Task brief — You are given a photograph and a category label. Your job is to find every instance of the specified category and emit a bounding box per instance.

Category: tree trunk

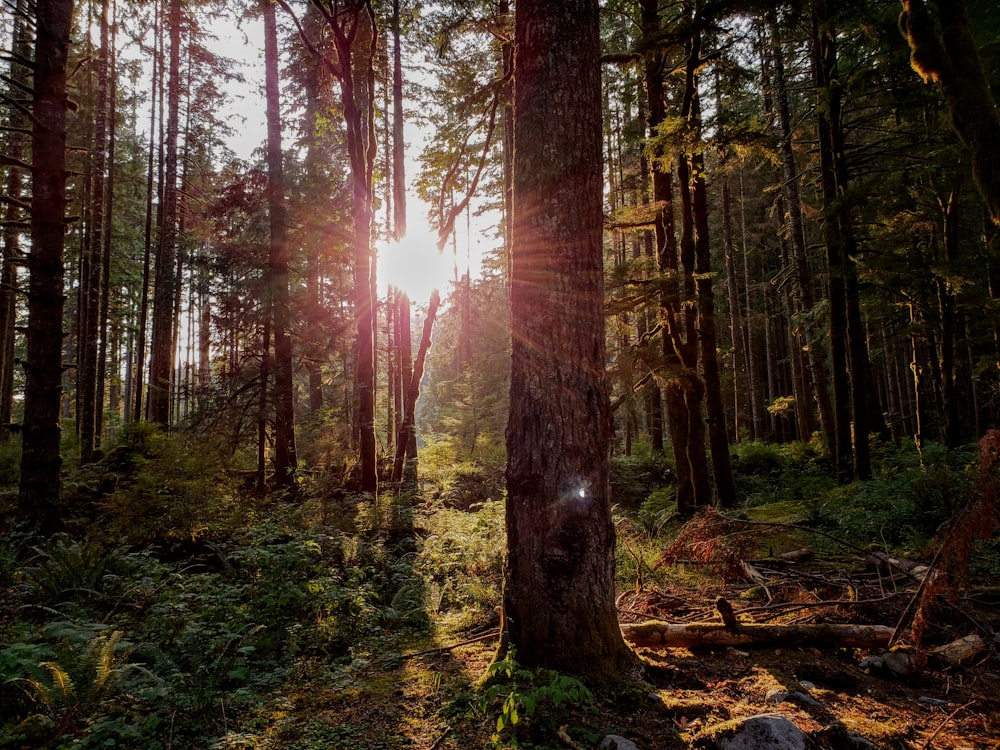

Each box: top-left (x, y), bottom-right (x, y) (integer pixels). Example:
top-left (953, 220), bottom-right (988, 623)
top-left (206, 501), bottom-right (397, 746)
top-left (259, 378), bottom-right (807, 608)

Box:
top-left (133, 0), bottom-right (160, 422)
top-left (769, 10), bottom-right (835, 453)
top-left (264, 1), bottom-right (298, 490)
top-left (0, 0), bottom-right (29, 441)
top-left (687, 54), bottom-right (733, 504)
top-left (391, 0), bottom-right (406, 239)
top-left (502, 0), bottom-right (632, 676)
top-left (95, 6), bottom-right (118, 445)
top-left (812, 2), bottom-right (854, 482)
top-left (20, 0), bottom-right (74, 530)
top-left (148, 0), bottom-right (181, 426)
top-left (392, 291), bottom-right (440, 484)
top-left (900, 0), bottom-right (1000, 225)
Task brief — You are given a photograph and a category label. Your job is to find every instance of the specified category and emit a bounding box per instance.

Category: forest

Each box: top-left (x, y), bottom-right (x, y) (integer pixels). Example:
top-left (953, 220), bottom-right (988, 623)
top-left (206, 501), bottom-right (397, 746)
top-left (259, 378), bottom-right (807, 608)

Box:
top-left (1, 0), bottom-right (999, 747)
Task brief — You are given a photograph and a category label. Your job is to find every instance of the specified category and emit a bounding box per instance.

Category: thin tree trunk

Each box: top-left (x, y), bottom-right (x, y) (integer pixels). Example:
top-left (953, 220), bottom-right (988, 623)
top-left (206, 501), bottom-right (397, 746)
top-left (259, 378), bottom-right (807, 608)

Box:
top-left (0, 0), bottom-right (29, 441)
top-left (769, 9), bottom-right (835, 454)
top-left (812, 2), bottom-right (853, 481)
top-left (392, 292), bottom-right (440, 484)
top-left (148, 0), bottom-right (181, 426)
top-left (133, 0), bottom-right (160, 422)
top-left (96, 0), bottom-right (118, 447)
top-left (264, 0), bottom-right (298, 489)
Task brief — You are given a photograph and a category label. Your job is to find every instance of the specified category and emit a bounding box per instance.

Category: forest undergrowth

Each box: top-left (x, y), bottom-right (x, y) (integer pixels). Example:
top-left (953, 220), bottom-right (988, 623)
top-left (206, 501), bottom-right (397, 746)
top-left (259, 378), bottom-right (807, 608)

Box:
top-left (1, 429), bottom-right (998, 749)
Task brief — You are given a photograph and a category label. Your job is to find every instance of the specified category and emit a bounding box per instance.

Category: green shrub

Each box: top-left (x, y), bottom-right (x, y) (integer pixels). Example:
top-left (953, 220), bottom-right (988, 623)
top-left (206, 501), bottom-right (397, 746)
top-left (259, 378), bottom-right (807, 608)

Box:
top-left (610, 451), bottom-right (674, 509)
top-left (481, 649), bottom-right (595, 749)
top-left (417, 499), bottom-right (504, 617)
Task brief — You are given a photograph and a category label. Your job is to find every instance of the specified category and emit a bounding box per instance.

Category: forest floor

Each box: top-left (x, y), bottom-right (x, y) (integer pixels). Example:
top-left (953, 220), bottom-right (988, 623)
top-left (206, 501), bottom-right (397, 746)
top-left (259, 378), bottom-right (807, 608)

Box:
top-left (246, 585), bottom-right (1000, 750)
top-left (234, 505), bottom-right (1000, 750)
top-left (3, 438), bottom-right (1000, 749)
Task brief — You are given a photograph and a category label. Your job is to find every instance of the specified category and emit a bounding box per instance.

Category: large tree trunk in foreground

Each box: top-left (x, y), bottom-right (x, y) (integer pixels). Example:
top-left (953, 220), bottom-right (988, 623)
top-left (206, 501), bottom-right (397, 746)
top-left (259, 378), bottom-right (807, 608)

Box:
top-left (621, 622), bottom-right (894, 650)
top-left (502, 0), bottom-right (632, 677)
top-left (20, 0), bottom-right (74, 530)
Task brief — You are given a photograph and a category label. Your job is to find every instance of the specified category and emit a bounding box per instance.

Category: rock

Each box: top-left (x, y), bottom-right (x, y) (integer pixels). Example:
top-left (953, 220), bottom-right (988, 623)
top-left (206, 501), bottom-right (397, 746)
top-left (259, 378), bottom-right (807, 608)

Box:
top-left (765, 688), bottom-right (789, 704)
top-left (692, 713), bottom-right (807, 750)
top-left (786, 691), bottom-right (823, 709)
top-left (859, 650), bottom-right (915, 678)
top-left (813, 722), bottom-right (878, 750)
top-left (917, 696), bottom-right (948, 707)
top-left (601, 735), bottom-right (642, 750)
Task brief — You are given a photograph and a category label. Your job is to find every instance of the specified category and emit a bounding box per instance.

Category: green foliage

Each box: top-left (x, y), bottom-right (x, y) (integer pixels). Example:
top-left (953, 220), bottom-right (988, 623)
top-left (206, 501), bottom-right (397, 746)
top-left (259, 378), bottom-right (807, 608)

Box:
top-left (0, 437), bottom-right (20, 487)
top-left (811, 441), bottom-right (977, 550)
top-left (637, 486), bottom-right (677, 538)
top-left (0, 625), bottom-right (159, 749)
top-left (99, 430), bottom-right (231, 543)
top-left (731, 440), bottom-right (835, 508)
top-left (416, 499), bottom-right (504, 620)
top-left (609, 450), bottom-right (674, 510)
top-left (23, 534), bottom-right (121, 605)
top-left (481, 649), bottom-right (594, 749)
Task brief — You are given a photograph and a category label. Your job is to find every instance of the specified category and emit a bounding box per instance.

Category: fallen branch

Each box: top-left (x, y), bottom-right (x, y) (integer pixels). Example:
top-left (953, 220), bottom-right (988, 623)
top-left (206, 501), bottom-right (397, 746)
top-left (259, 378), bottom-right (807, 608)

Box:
top-left (621, 621), bottom-right (894, 650)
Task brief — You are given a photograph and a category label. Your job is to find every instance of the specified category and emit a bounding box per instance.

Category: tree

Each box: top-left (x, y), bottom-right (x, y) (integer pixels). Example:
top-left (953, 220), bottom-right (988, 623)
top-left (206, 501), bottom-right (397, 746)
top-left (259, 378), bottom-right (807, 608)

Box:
top-left (502, 0), bottom-right (632, 676)
top-left (263, 0), bottom-right (298, 489)
top-left (147, 0), bottom-right (182, 425)
top-left (19, 0), bottom-right (74, 529)
top-left (899, 0), bottom-right (1000, 225)
top-left (281, 0), bottom-right (380, 493)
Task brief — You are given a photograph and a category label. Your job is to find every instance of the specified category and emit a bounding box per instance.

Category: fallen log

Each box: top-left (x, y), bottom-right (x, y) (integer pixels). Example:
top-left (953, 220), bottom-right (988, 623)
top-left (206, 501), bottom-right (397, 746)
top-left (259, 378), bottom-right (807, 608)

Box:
top-left (621, 621), bottom-right (894, 650)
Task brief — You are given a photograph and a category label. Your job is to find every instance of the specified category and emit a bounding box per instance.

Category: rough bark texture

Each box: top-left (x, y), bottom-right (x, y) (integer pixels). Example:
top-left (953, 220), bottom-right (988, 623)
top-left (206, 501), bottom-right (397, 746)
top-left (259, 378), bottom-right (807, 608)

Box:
top-left (392, 292), bottom-right (439, 484)
top-left (20, 0), bottom-right (73, 529)
top-left (0, 0), bottom-right (29, 441)
top-left (80, 0), bottom-right (112, 462)
top-left (502, 0), bottom-right (631, 676)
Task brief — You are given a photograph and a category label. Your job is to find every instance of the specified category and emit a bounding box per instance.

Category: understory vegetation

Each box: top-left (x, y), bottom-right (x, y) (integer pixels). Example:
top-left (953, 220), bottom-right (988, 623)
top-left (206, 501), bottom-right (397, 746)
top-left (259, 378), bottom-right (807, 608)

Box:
top-left (1, 429), bottom-right (997, 749)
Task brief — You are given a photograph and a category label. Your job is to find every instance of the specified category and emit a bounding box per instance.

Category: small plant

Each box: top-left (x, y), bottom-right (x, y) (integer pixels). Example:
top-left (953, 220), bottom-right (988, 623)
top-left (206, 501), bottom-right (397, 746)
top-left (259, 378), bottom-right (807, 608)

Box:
top-left (0, 627), bottom-right (158, 748)
top-left (481, 649), bottom-right (594, 748)
top-left (24, 534), bottom-right (120, 603)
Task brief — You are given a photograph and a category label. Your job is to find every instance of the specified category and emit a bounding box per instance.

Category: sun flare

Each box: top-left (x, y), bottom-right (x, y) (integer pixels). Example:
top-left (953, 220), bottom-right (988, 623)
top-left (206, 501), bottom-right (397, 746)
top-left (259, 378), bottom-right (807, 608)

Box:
top-left (379, 225), bottom-right (455, 302)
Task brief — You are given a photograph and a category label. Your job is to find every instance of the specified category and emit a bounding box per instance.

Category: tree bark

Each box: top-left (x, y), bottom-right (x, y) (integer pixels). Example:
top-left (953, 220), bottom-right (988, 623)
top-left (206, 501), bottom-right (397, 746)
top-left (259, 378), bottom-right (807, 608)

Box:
top-left (812, 1), bottom-right (861, 481)
top-left (148, 0), bottom-right (181, 426)
top-left (0, 0), bottom-right (29, 441)
top-left (502, 0), bottom-right (632, 676)
top-left (899, 0), bottom-right (1000, 225)
top-left (264, 1), bottom-right (298, 490)
top-left (20, 0), bottom-right (74, 530)
top-left (769, 10), bottom-right (835, 453)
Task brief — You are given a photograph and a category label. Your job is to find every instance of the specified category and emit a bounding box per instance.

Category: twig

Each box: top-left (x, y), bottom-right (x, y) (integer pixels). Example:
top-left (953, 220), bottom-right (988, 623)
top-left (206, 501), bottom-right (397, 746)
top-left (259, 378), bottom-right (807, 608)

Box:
top-left (389, 629), bottom-right (501, 662)
top-left (919, 700), bottom-right (974, 749)
top-left (430, 725), bottom-right (452, 750)
top-left (557, 725), bottom-right (587, 750)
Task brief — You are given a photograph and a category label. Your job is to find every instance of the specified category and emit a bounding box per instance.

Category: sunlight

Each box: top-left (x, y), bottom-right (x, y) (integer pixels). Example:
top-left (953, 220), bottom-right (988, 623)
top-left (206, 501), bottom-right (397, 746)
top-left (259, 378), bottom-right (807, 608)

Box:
top-left (379, 222), bottom-right (455, 303)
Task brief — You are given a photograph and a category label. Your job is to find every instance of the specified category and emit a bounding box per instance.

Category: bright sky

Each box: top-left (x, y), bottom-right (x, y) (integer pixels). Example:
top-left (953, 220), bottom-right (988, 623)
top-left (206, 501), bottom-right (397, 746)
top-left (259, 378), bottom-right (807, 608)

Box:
top-left (216, 16), bottom-right (488, 305)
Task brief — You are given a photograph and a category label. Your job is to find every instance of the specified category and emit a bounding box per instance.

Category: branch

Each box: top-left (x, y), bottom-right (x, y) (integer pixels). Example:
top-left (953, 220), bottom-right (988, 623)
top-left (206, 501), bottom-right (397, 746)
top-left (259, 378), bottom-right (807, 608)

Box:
top-left (436, 90), bottom-right (500, 251)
